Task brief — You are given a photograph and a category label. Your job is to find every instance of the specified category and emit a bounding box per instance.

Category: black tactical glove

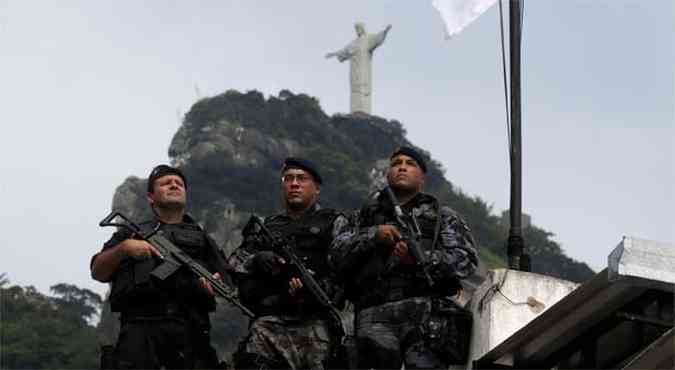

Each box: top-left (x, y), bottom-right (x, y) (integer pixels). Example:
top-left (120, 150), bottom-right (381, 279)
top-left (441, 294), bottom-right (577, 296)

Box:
top-left (253, 251), bottom-right (284, 275)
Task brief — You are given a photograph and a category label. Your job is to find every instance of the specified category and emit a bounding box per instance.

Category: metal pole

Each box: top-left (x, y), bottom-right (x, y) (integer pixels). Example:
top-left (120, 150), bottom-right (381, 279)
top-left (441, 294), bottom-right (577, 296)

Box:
top-left (507, 0), bottom-right (528, 271)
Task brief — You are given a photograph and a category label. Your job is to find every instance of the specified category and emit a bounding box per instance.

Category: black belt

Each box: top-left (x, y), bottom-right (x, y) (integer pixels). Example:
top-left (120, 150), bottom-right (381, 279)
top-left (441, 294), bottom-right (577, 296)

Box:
top-left (358, 289), bottom-right (428, 310)
top-left (357, 278), bottom-right (431, 309)
top-left (121, 302), bottom-right (189, 322)
top-left (357, 276), bottom-right (459, 309)
top-left (255, 301), bottom-right (325, 318)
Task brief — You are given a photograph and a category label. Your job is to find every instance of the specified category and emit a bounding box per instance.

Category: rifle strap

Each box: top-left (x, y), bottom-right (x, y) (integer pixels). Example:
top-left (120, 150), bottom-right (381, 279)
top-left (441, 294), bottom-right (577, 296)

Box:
top-left (429, 199), bottom-right (442, 254)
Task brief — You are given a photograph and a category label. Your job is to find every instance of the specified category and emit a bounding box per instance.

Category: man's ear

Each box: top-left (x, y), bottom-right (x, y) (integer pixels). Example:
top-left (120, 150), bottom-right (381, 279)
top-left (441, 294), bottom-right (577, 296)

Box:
top-left (147, 193), bottom-right (155, 207)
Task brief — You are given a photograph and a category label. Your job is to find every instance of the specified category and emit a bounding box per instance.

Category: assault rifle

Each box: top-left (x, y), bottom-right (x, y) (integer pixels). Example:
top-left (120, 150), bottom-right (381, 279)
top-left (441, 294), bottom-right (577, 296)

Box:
top-left (246, 215), bottom-right (346, 348)
top-left (383, 186), bottom-right (435, 287)
top-left (99, 211), bottom-right (254, 318)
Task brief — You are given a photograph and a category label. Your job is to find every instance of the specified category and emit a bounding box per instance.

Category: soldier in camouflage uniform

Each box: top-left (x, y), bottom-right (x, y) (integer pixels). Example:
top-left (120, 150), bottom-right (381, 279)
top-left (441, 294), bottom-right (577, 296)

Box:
top-left (228, 158), bottom-right (349, 370)
top-left (329, 147), bottom-right (479, 369)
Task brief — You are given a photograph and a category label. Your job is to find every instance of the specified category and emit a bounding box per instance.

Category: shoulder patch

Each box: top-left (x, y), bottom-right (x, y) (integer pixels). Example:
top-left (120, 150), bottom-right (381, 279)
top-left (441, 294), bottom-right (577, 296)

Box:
top-left (440, 206), bottom-right (459, 219)
top-left (442, 207), bottom-right (475, 243)
top-left (416, 203), bottom-right (436, 216)
top-left (440, 206), bottom-right (472, 231)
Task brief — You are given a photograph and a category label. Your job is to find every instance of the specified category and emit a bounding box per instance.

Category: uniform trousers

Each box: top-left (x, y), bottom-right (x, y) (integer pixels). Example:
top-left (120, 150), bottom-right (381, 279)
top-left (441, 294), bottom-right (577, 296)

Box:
top-left (114, 317), bottom-right (219, 369)
top-left (234, 314), bottom-right (332, 370)
top-left (356, 297), bottom-right (445, 370)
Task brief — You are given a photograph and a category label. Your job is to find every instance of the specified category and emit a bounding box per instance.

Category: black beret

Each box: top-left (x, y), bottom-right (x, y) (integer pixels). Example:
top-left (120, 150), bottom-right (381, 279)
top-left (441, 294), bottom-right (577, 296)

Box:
top-left (390, 146), bottom-right (427, 173)
top-left (282, 157), bottom-right (323, 184)
top-left (147, 164), bottom-right (187, 193)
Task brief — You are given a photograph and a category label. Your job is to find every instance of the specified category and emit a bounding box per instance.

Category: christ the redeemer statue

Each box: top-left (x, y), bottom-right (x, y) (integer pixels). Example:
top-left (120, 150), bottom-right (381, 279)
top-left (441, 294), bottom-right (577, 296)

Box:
top-left (326, 23), bottom-right (392, 114)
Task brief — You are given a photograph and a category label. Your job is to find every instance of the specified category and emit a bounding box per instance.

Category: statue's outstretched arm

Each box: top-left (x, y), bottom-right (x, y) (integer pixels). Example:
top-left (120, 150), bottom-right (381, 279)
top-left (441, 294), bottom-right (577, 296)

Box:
top-left (369, 24), bottom-right (392, 51)
top-left (325, 43), bottom-right (354, 62)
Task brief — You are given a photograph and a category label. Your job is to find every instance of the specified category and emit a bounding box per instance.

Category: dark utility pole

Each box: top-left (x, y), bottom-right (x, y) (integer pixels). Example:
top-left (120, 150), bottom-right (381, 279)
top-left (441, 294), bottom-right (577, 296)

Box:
top-left (507, 0), bottom-right (529, 271)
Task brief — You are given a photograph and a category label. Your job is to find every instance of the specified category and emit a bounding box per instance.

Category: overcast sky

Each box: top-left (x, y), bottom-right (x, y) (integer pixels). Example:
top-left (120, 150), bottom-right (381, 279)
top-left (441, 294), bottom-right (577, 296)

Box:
top-left (1, 1), bottom-right (672, 298)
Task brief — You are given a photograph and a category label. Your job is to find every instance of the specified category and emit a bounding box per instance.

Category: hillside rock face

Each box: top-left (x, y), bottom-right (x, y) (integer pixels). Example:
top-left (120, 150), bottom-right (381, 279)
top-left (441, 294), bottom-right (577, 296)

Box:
top-left (107, 89), bottom-right (594, 358)
top-left (114, 90), bottom-right (418, 257)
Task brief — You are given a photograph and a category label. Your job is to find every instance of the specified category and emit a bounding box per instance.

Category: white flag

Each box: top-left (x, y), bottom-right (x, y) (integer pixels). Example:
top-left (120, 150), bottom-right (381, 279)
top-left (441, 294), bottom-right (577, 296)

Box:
top-left (432, 0), bottom-right (498, 38)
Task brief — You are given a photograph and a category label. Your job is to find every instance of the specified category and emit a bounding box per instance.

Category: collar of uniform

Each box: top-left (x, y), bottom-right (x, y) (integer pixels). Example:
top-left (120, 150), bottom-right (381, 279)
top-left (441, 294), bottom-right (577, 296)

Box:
top-left (282, 202), bottom-right (321, 219)
top-left (406, 192), bottom-right (435, 207)
top-left (153, 213), bottom-right (197, 226)
top-left (376, 190), bottom-right (435, 209)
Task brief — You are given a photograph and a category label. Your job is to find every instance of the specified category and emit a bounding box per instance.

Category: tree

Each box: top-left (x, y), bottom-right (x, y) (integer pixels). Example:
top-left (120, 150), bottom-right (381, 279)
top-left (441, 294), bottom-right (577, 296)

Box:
top-left (0, 273), bottom-right (8, 288)
top-left (0, 282), bottom-right (101, 369)
top-left (50, 283), bottom-right (102, 324)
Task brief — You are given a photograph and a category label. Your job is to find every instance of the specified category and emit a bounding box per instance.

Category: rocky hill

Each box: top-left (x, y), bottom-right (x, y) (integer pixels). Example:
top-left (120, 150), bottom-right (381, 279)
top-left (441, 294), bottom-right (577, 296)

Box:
top-left (102, 89), bottom-right (594, 358)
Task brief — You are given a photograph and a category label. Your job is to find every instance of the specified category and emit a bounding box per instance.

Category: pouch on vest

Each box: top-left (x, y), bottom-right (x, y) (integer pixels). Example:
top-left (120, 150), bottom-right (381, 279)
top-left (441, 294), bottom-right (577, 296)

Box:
top-left (134, 259), bottom-right (156, 287)
top-left (424, 297), bottom-right (473, 365)
top-left (108, 259), bottom-right (136, 312)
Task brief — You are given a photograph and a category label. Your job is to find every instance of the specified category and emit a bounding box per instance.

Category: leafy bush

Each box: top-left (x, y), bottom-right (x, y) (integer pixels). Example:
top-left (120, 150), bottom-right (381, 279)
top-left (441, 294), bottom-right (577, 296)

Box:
top-left (1, 277), bottom-right (101, 369)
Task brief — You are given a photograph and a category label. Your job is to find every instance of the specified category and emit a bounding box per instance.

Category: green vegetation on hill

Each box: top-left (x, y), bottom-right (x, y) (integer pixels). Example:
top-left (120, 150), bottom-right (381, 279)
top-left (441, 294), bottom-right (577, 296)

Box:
top-left (172, 89), bottom-right (594, 282)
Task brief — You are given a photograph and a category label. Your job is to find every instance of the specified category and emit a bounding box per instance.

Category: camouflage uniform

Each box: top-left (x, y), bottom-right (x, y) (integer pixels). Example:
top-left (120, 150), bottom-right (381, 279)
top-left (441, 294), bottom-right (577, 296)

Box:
top-left (329, 191), bottom-right (478, 369)
top-left (228, 204), bottom-right (349, 370)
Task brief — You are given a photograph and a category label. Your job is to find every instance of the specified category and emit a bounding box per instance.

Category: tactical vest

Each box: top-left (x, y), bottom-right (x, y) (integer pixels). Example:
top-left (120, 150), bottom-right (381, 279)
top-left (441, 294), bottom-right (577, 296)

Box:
top-left (250, 208), bottom-right (341, 315)
top-left (353, 193), bottom-right (460, 308)
top-left (266, 209), bottom-right (336, 279)
top-left (109, 219), bottom-right (216, 316)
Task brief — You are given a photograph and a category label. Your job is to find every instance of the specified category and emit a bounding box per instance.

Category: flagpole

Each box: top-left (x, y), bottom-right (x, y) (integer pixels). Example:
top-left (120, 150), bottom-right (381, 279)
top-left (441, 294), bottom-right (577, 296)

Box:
top-left (507, 0), bottom-right (529, 271)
